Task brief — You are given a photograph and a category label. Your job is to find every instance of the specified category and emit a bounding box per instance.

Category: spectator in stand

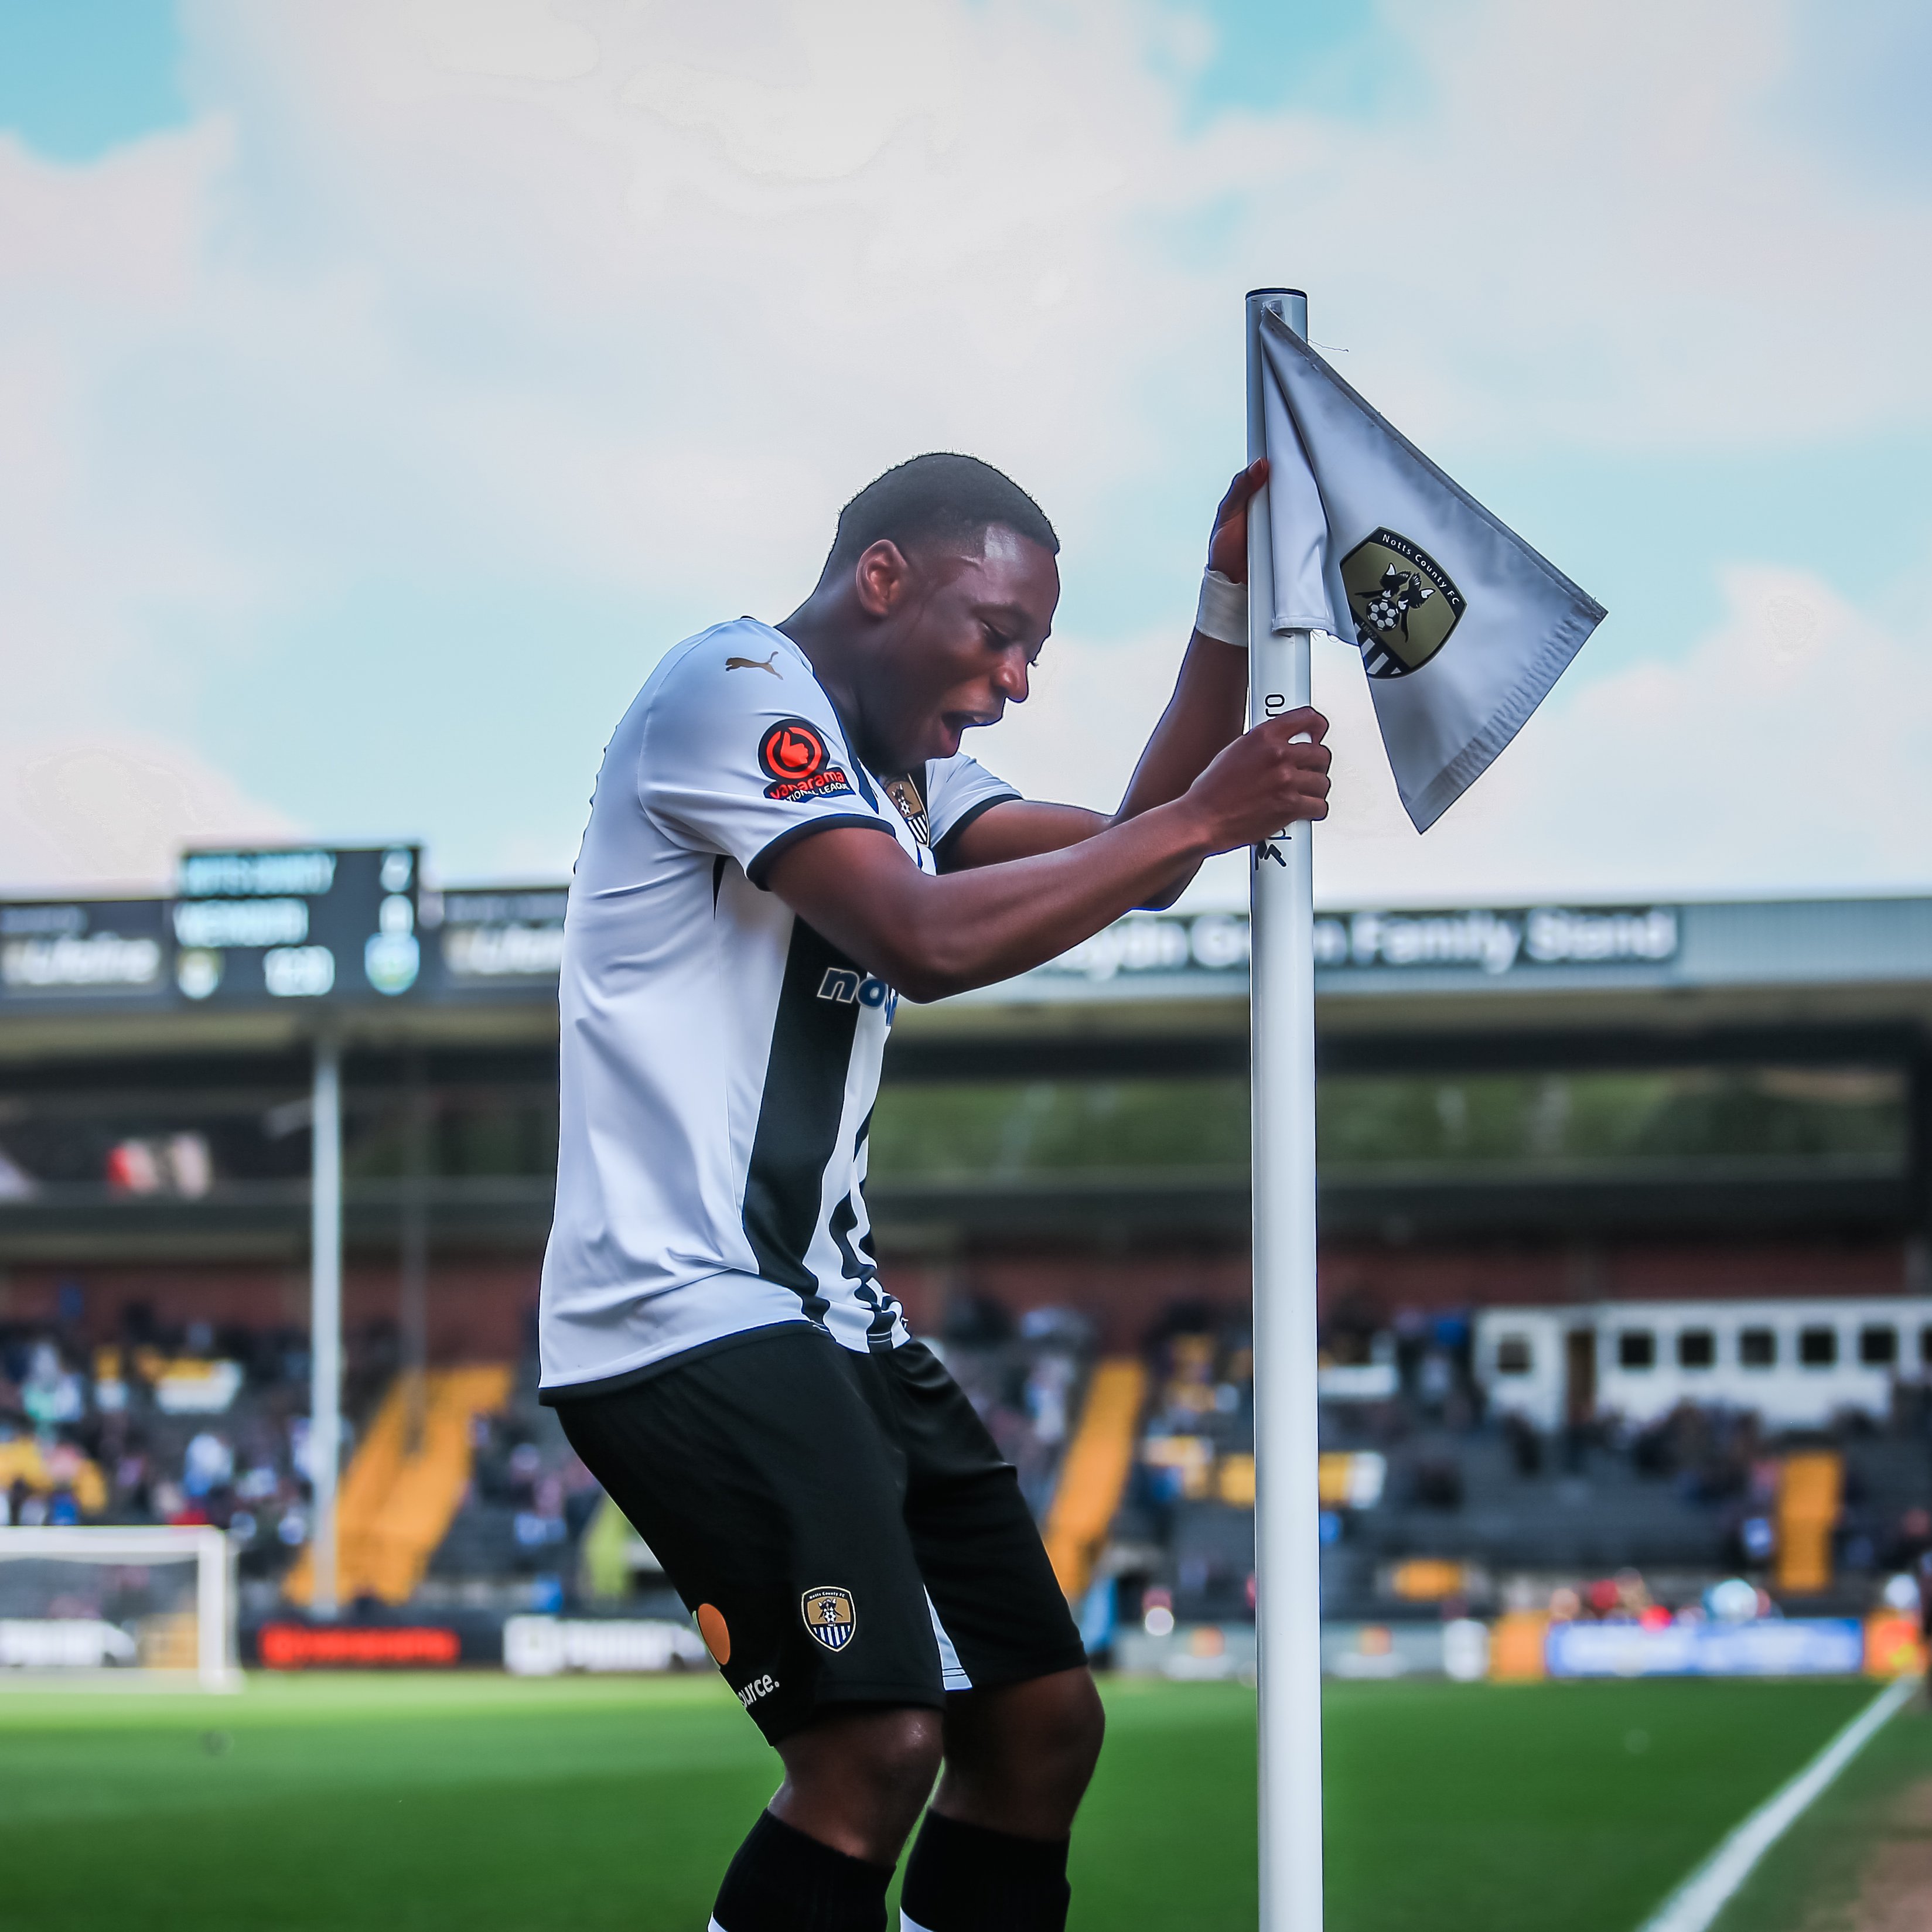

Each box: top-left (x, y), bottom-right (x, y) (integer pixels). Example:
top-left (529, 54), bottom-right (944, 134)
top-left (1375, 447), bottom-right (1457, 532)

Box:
top-left (182, 1432), bottom-right (234, 1500)
top-left (1892, 1506), bottom-right (1931, 1572)
top-left (21, 1343), bottom-right (83, 1427)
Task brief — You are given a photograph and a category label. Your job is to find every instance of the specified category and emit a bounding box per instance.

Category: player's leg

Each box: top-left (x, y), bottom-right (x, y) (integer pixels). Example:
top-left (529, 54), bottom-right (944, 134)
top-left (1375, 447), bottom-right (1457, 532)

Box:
top-left (770, 1702), bottom-right (944, 1859)
top-left (554, 1326), bottom-right (953, 1931)
top-left (928, 1665), bottom-right (1105, 1835)
top-left (869, 1340), bottom-right (1102, 1932)
top-left (899, 1667), bottom-right (1106, 1932)
top-left (712, 1704), bottom-right (942, 1932)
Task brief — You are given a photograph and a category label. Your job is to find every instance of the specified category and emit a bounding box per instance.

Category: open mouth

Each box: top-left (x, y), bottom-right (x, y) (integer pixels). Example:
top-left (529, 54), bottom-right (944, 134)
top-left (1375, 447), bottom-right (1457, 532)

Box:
top-left (931, 708), bottom-right (1001, 759)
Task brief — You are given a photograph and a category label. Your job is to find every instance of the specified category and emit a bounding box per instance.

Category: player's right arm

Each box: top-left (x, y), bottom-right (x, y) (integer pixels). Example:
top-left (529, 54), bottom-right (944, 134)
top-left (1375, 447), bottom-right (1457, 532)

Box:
top-left (766, 708), bottom-right (1329, 1002)
top-left (923, 461), bottom-right (1267, 909)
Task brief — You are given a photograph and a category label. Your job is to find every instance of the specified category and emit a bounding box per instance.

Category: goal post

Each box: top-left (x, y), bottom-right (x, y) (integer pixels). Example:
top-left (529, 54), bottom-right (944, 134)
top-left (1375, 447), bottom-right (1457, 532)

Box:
top-left (0, 1525), bottom-right (240, 1691)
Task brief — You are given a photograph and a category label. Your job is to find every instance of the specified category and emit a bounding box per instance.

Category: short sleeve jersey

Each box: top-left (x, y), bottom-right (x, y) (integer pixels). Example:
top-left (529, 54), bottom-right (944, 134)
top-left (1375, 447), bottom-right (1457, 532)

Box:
top-left (538, 619), bottom-right (1019, 1397)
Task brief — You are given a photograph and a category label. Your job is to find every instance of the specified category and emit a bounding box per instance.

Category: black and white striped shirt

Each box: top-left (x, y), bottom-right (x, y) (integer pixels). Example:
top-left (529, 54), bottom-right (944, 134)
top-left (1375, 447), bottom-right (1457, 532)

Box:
top-left (538, 619), bottom-right (1015, 1399)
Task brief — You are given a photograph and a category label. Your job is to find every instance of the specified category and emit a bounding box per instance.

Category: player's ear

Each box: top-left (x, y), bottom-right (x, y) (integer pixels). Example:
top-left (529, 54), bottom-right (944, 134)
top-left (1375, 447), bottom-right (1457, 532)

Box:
top-left (852, 540), bottom-right (912, 620)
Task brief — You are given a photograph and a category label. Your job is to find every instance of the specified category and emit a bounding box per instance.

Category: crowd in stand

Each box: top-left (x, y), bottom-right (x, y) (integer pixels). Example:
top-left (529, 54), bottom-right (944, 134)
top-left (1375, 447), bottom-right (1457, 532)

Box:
top-left (1112, 1302), bottom-right (1932, 1636)
top-left (0, 1316), bottom-right (323, 1582)
top-left (433, 1381), bottom-right (608, 1589)
top-left (11, 1289), bottom-right (1931, 1633)
top-left (930, 1299), bottom-right (1094, 1518)
top-left (0, 1295), bottom-right (1098, 1612)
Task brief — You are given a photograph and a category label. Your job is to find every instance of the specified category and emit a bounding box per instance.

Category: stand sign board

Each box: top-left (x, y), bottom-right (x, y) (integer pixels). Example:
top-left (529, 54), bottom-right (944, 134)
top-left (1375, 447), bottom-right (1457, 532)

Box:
top-left (0, 900), bottom-right (171, 1005)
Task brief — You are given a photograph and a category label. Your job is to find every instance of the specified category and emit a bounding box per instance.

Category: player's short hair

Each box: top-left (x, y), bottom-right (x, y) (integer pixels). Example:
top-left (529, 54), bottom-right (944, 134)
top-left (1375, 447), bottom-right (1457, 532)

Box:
top-left (826, 453), bottom-right (1058, 575)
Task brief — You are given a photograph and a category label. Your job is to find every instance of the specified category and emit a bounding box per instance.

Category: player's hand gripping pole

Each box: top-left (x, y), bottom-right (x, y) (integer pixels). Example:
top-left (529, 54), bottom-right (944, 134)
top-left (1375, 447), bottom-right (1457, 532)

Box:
top-left (1245, 286), bottom-right (1323, 1932)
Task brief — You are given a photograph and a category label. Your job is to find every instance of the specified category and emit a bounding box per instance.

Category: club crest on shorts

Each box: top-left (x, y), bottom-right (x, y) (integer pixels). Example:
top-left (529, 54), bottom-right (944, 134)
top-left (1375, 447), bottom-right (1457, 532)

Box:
top-left (800, 1586), bottom-right (856, 1652)
top-left (1339, 527), bottom-right (1465, 679)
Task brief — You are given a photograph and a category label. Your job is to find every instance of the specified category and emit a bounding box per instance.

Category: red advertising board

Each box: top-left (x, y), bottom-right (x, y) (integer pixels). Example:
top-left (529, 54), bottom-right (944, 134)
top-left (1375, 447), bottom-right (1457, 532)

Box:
top-left (258, 1624), bottom-right (460, 1669)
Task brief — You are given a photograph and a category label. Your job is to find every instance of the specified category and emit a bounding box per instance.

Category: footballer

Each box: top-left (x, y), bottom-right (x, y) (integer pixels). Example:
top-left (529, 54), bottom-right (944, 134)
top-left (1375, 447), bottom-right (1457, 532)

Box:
top-left (539, 453), bottom-right (1330, 1932)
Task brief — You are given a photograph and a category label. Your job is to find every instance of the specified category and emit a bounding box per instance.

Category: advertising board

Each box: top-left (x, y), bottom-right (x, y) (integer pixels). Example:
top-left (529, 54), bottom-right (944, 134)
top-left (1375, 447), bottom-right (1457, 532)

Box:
top-left (1545, 1617), bottom-right (1865, 1678)
top-left (256, 1624), bottom-right (461, 1668)
top-left (502, 1615), bottom-right (709, 1675)
top-left (0, 899), bottom-right (170, 1008)
top-left (436, 889), bottom-right (568, 987)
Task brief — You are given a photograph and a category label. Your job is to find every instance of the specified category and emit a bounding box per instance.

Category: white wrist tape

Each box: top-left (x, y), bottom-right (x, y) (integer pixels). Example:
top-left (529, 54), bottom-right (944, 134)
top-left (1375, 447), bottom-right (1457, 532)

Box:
top-left (1194, 568), bottom-right (1248, 646)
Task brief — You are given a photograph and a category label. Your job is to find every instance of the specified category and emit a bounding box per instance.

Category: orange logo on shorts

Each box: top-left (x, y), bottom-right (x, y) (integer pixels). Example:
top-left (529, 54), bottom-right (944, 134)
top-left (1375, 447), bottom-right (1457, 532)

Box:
top-left (697, 1603), bottom-right (731, 1667)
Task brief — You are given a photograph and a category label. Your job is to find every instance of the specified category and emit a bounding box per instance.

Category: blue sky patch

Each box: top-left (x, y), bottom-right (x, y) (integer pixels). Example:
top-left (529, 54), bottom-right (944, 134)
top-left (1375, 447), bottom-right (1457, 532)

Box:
top-left (0, 0), bottom-right (188, 164)
top-left (1162, 0), bottom-right (1398, 122)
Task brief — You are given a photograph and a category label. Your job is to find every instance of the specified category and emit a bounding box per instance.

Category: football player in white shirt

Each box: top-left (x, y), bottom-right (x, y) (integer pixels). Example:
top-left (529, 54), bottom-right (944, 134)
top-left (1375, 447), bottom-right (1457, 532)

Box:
top-left (541, 453), bottom-right (1329, 1932)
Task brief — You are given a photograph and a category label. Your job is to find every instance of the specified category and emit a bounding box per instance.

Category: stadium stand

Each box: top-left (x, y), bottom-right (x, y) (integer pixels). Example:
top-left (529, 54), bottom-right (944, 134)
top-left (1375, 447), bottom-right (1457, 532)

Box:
top-left (7, 1271), bottom-right (1930, 1668)
top-left (6, 885), bottom-right (1932, 1666)
top-left (1774, 1451), bottom-right (1843, 1595)
top-left (284, 1363), bottom-right (512, 1606)
top-left (0, 1304), bottom-right (1098, 1639)
top-left (425, 1355), bottom-right (604, 1598)
top-left (1091, 1300), bottom-right (1932, 1655)
top-left (1043, 1358), bottom-right (1146, 1598)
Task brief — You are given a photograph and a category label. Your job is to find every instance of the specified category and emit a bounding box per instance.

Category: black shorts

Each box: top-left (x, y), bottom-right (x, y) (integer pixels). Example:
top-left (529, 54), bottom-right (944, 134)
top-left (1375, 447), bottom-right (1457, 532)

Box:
top-left (554, 1325), bottom-right (1087, 1744)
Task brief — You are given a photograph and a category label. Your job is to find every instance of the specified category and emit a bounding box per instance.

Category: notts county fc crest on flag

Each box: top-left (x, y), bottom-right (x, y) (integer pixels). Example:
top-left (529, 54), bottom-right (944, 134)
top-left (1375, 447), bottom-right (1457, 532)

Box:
top-left (801, 1586), bottom-right (856, 1652)
top-left (1340, 528), bottom-right (1465, 679)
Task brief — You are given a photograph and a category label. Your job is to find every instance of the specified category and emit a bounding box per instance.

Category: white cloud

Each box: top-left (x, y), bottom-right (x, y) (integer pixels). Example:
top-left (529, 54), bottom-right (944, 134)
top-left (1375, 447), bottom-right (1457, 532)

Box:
top-left (401, 0), bottom-right (601, 83)
top-left (1208, 0), bottom-right (1932, 450)
top-left (985, 564), bottom-right (1932, 909)
top-left (0, 0), bottom-right (1927, 891)
top-left (1357, 563), bottom-right (1932, 905)
top-left (0, 735), bottom-right (295, 894)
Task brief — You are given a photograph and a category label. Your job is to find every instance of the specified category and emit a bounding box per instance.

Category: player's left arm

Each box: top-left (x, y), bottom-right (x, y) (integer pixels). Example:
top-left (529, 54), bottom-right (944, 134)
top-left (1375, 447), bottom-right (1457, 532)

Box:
top-left (940, 460), bottom-right (1266, 902)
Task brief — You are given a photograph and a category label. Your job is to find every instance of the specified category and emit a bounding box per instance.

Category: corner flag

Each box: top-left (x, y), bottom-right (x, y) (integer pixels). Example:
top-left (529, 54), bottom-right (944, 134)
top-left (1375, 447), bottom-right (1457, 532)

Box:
top-left (1258, 309), bottom-right (1606, 831)
top-left (1243, 288), bottom-right (1604, 1932)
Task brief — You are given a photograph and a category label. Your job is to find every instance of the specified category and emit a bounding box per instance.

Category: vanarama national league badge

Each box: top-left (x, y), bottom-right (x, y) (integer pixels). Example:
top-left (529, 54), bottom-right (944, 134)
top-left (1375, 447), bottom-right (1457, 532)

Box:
top-left (758, 719), bottom-right (857, 803)
top-left (800, 1586), bottom-right (856, 1652)
top-left (1339, 528), bottom-right (1465, 678)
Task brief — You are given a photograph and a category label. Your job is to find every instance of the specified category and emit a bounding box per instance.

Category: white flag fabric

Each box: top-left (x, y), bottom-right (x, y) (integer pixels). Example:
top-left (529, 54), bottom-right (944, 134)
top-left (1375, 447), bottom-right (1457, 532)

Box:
top-left (1259, 312), bottom-right (1606, 832)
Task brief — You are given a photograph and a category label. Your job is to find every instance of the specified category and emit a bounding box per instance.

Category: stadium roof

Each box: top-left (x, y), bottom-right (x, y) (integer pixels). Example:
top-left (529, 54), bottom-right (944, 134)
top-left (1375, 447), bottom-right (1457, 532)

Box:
top-left (3, 873), bottom-right (1930, 1062)
top-left (2, 871), bottom-right (1927, 1259)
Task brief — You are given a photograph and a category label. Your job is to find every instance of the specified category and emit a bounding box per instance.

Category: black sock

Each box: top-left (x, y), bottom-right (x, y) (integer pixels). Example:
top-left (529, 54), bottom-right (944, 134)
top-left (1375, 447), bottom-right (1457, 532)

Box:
top-left (900, 1811), bottom-right (1070, 1932)
top-left (711, 1809), bottom-right (893, 1932)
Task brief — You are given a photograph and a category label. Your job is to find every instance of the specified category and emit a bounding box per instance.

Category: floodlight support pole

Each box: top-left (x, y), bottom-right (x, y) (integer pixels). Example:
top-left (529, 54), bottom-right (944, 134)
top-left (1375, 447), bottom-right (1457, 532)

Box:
top-left (401, 1047), bottom-right (429, 1457)
top-left (309, 1031), bottom-right (343, 1620)
top-left (1247, 285), bottom-right (1324, 1932)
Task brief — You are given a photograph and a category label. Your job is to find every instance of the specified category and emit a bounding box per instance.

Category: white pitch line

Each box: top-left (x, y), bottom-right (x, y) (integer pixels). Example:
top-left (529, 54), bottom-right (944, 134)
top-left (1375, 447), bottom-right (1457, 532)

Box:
top-left (1636, 1672), bottom-right (1919, 1932)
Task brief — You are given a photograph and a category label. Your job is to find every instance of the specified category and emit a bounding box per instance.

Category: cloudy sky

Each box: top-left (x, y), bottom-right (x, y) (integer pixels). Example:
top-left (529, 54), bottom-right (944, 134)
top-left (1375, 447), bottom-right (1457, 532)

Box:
top-left (1, 0), bottom-right (1927, 908)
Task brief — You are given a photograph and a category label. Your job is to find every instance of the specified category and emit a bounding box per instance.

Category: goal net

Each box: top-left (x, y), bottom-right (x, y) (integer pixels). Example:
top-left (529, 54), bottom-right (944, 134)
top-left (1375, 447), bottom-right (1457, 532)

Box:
top-left (0, 1525), bottom-right (238, 1689)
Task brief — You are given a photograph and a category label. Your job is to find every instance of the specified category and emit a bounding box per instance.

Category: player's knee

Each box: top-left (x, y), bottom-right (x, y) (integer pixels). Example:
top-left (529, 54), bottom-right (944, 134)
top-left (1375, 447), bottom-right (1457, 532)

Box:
top-left (962, 1671), bottom-right (1105, 1799)
top-left (774, 1706), bottom-right (945, 1863)
top-left (837, 1706), bottom-right (947, 1805)
top-left (1032, 1670), bottom-right (1105, 1787)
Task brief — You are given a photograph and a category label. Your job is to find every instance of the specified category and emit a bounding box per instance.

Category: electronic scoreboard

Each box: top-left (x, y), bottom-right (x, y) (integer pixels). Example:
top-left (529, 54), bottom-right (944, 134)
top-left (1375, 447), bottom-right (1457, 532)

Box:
top-left (171, 845), bottom-right (422, 1006)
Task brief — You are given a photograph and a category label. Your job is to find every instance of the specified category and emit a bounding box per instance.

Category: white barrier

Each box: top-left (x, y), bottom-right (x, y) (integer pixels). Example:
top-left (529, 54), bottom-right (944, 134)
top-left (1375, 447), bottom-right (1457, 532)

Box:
top-left (503, 1615), bottom-right (709, 1676)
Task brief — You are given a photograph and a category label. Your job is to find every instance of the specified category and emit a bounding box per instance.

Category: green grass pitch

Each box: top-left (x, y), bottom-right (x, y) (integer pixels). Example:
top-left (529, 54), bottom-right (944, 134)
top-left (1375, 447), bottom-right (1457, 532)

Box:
top-left (1709, 1680), bottom-right (1932, 1932)
top-left (0, 1671), bottom-right (1893, 1931)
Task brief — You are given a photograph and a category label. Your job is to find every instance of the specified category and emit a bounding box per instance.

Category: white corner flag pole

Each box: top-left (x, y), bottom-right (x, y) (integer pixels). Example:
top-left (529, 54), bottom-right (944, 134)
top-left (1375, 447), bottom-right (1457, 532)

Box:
top-left (1246, 286), bottom-right (1323, 1932)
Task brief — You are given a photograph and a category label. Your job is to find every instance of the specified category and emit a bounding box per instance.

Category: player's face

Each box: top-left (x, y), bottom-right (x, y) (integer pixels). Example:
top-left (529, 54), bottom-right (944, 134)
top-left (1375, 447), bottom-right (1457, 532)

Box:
top-left (872, 527), bottom-right (1060, 769)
